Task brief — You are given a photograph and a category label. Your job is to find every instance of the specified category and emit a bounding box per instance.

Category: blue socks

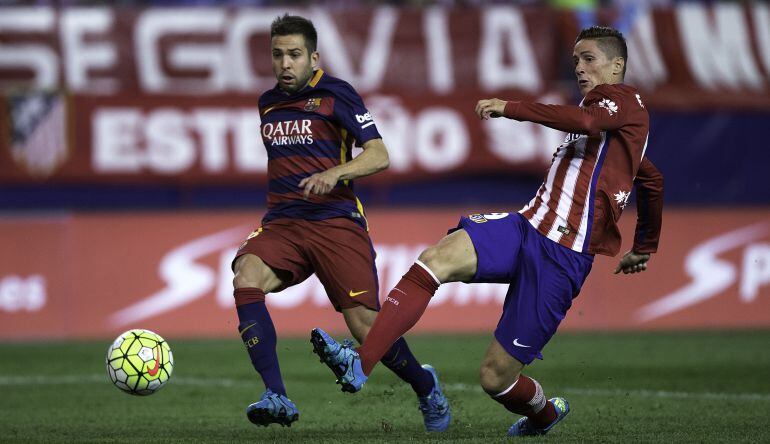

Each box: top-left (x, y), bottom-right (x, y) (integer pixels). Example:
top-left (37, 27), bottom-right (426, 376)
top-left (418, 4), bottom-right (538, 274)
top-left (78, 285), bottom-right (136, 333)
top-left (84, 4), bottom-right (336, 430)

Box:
top-left (380, 337), bottom-right (435, 397)
top-left (235, 288), bottom-right (286, 397)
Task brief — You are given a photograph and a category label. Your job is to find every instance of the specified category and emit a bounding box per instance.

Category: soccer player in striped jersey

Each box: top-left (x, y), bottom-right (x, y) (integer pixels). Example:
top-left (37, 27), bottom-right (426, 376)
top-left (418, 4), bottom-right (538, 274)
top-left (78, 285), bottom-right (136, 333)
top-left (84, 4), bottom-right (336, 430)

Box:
top-left (232, 14), bottom-right (450, 430)
top-left (311, 26), bottom-right (663, 437)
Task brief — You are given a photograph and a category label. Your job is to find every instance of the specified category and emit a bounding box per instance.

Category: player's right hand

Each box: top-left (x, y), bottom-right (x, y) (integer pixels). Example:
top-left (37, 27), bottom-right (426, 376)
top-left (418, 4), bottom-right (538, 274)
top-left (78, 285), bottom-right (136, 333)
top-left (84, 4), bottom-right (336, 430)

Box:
top-left (475, 98), bottom-right (507, 120)
top-left (299, 169), bottom-right (340, 199)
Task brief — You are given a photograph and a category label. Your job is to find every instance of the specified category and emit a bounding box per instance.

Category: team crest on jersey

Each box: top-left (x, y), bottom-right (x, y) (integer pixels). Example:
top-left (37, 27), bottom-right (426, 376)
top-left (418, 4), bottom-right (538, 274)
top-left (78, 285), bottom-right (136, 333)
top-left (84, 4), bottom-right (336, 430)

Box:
top-left (598, 98), bottom-right (619, 115)
top-left (614, 190), bottom-right (631, 209)
top-left (304, 98), bottom-right (322, 111)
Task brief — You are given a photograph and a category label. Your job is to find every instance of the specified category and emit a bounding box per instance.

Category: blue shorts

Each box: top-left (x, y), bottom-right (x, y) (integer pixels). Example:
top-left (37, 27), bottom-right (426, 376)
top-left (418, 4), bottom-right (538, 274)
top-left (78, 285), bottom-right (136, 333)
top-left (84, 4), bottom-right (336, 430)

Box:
top-left (453, 212), bottom-right (594, 365)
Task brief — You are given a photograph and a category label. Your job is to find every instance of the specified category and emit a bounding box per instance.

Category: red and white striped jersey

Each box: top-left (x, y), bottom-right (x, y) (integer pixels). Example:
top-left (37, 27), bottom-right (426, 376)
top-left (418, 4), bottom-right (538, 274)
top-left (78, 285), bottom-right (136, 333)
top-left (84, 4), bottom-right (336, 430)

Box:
top-left (503, 83), bottom-right (663, 257)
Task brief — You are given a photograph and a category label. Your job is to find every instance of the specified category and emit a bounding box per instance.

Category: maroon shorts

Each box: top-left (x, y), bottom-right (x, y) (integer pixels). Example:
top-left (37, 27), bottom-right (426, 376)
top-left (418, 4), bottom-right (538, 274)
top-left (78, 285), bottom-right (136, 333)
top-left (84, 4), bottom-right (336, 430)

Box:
top-left (233, 217), bottom-right (380, 312)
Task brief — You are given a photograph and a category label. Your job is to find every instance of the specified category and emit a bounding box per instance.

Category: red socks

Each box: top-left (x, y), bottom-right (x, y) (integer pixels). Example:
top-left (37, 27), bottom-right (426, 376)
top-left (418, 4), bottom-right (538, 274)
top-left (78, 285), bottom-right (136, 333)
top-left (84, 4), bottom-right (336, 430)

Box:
top-left (358, 262), bottom-right (440, 375)
top-left (492, 374), bottom-right (557, 429)
top-left (234, 288), bottom-right (266, 306)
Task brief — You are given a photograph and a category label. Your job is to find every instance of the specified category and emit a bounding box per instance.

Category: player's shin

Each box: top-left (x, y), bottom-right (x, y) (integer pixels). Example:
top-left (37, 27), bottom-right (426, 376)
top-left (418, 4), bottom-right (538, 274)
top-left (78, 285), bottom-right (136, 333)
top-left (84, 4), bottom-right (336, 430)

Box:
top-left (380, 337), bottom-right (434, 396)
top-left (357, 262), bottom-right (440, 375)
top-left (235, 288), bottom-right (287, 396)
top-left (491, 374), bottom-right (557, 429)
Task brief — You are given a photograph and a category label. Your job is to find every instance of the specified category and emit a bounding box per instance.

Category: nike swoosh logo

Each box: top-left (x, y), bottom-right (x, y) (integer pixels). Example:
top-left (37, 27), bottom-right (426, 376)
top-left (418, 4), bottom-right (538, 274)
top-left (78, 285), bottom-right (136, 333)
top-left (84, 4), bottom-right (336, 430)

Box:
top-left (147, 346), bottom-right (161, 376)
top-left (513, 338), bottom-right (531, 348)
top-left (239, 322), bottom-right (257, 336)
top-left (349, 290), bottom-right (368, 298)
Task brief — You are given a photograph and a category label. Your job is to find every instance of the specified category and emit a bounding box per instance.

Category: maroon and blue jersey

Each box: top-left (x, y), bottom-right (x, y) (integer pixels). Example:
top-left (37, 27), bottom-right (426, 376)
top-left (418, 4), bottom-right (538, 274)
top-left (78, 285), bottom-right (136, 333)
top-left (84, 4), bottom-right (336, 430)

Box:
top-left (258, 69), bottom-right (381, 229)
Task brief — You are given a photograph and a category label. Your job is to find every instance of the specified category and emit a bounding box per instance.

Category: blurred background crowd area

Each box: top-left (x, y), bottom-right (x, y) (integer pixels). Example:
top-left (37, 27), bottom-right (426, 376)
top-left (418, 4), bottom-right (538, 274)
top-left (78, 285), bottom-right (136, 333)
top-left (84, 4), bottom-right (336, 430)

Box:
top-left (0, 1), bottom-right (681, 8)
top-left (1, 1), bottom-right (768, 210)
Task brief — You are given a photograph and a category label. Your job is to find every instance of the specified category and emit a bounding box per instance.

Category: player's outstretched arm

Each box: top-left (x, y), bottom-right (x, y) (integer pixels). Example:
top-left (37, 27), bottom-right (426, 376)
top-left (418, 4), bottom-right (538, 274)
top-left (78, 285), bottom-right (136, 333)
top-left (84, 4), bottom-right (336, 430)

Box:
top-left (298, 138), bottom-right (389, 198)
top-left (476, 93), bottom-right (627, 135)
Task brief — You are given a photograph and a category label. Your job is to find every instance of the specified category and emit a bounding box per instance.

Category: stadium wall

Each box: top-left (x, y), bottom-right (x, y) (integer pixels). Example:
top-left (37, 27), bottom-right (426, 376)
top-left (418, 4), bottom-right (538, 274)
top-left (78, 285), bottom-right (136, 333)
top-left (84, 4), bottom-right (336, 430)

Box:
top-left (2, 4), bottom-right (770, 205)
top-left (1, 208), bottom-right (769, 340)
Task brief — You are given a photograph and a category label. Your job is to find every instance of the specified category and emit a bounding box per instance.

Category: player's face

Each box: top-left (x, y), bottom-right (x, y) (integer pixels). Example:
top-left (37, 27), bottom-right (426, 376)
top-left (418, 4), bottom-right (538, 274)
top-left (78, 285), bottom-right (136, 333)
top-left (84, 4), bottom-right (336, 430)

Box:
top-left (271, 34), bottom-right (319, 94)
top-left (573, 39), bottom-right (620, 96)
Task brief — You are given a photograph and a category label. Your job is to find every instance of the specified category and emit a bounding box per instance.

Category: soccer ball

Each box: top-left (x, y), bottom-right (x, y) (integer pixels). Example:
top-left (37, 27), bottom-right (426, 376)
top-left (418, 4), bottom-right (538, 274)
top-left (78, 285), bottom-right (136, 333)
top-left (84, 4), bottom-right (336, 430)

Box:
top-left (105, 329), bottom-right (174, 396)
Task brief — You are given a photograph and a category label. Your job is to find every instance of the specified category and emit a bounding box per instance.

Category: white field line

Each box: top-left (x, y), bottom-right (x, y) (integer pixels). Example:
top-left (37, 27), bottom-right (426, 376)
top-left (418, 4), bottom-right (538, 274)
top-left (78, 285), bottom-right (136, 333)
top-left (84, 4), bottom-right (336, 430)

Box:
top-left (444, 383), bottom-right (770, 402)
top-left (2, 375), bottom-right (769, 403)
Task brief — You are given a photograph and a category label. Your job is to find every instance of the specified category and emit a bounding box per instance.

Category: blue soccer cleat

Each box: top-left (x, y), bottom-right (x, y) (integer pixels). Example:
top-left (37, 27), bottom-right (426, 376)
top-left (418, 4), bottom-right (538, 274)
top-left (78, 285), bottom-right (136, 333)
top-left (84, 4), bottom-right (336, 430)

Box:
top-left (246, 389), bottom-right (299, 427)
top-left (507, 397), bottom-right (570, 437)
top-left (418, 364), bottom-right (451, 432)
top-left (310, 328), bottom-right (367, 393)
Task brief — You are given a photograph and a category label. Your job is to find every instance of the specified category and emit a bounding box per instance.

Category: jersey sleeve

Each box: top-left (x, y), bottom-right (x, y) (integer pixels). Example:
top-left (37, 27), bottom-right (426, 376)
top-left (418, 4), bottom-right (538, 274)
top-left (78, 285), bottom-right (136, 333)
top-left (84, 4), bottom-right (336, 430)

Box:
top-left (502, 84), bottom-right (635, 135)
top-left (632, 157), bottom-right (664, 254)
top-left (332, 82), bottom-right (382, 146)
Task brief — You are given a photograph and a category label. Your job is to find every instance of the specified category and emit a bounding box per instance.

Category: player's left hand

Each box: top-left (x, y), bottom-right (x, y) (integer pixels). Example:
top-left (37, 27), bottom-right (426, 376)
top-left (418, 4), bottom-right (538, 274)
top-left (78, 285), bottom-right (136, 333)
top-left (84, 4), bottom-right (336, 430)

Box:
top-left (299, 169), bottom-right (341, 198)
top-left (613, 250), bottom-right (651, 275)
top-left (475, 98), bottom-right (507, 120)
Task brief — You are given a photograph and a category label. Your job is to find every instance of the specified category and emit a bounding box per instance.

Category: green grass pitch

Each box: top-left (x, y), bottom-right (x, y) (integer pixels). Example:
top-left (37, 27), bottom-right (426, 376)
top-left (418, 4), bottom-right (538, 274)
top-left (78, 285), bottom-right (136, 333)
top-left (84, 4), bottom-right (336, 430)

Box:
top-left (1, 330), bottom-right (769, 443)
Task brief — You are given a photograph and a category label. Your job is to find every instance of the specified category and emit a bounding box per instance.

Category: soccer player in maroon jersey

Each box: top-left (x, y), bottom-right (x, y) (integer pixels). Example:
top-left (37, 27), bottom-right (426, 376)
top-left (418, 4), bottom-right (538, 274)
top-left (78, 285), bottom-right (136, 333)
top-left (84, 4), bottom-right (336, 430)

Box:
top-left (312, 26), bottom-right (663, 437)
top-left (232, 14), bottom-right (450, 430)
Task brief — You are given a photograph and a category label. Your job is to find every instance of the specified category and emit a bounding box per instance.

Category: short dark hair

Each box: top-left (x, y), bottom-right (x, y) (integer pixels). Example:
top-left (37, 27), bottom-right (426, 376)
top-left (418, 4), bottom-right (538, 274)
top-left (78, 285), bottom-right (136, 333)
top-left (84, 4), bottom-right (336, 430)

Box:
top-left (576, 26), bottom-right (627, 76)
top-left (271, 14), bottom-right (318, 54)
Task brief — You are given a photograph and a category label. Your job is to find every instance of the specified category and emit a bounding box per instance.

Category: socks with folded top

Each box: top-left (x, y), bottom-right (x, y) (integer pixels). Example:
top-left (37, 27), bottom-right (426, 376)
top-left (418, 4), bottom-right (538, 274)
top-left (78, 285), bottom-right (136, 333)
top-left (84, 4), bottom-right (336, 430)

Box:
top-left (492, 374), bottom-right (557, 428)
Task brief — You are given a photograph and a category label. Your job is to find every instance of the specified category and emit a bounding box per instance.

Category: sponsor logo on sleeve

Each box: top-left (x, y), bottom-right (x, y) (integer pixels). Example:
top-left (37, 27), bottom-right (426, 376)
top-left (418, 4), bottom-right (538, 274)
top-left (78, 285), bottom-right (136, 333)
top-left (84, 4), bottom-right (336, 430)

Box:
top-left (355, 112), bottom-right (375, 129)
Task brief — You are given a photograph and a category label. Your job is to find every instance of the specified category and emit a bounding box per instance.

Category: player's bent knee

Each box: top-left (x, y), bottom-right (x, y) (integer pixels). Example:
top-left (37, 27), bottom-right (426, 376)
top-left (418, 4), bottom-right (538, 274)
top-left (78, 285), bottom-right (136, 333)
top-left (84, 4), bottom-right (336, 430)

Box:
top-left (479, 363), bottom-right (505, 394)
top-left (479, 360), bottom-right (521, 395)
top-left (417, 246), bottom-right (442, 273)
top-left (417, 230), bottom-right (477, 283)
top-left (232, 254), bottom-right (281, 291)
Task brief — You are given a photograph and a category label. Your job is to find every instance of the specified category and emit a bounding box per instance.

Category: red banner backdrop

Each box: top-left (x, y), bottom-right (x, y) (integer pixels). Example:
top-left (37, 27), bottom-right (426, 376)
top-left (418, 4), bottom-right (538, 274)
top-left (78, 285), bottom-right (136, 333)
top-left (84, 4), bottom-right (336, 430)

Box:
top-left (2, 4), bottom-right (770, 183)
top-left (1, 208), bottom-right (769, 340)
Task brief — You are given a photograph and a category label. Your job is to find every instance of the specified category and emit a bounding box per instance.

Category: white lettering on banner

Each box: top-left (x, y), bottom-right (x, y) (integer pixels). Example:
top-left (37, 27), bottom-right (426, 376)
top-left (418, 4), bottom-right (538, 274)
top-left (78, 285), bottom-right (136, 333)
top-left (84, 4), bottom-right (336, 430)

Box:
top-left (365, 96), bottom-right (469, 173)
top-left (192, 110), bottom-right (229, 172)
top-left (415, 108), bottom-right (469, 172)
top-left (755, 3), bottom-right (770, 79)
top-left (0, 8), bottom-right (58, 89)
top-left (114, 230), bottom-right (506, 325)
top-left (740, 243), bottom-right (770, 302)
top-left (485, 93), bottom-right (565, 164)
top-left (676, 3), bottom-right (764, 90)
top-left (92, 107), bottom-right (267, 174)
top-left (637, 222), bottom-right (770, 323)
top-left (109, 226), bottom-right (250, 327)
top-left (312, 7), bottom-right (397, 93)
top-left (135, 9), bottom-right (228, 93)
top-left (60, 8), bottom-right (118, 94)
top-left (478, 7), bottom-right (541, 93)
top-left (364, 96), bottom-right (411, 172)
top-left (624, 9), bottom-right (668, 90)
top-left (0, 275), bottom-right (46, 313)
top-left (423, 7), bottom-right (453, 94)
top-left (227, 8), bottom-right (299, 92)
top-left (93, 108), bottom-right (143, 172)
top-left (145, 108), bottom-right (195, 173)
